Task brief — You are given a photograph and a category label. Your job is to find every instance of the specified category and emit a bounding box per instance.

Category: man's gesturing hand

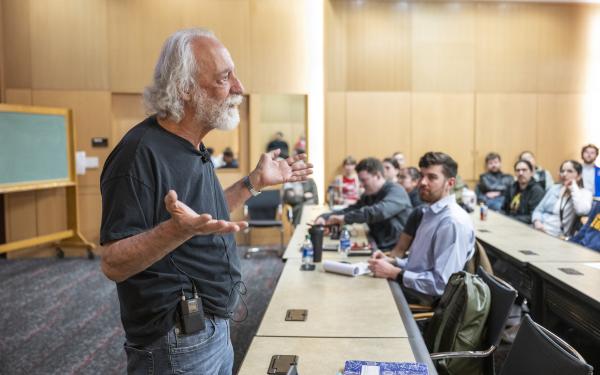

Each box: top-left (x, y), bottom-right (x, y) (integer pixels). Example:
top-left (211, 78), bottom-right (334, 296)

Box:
top-left (165, 190), bottom-right (248, 237)
top-left (249, 149), bottom-right (314, 190)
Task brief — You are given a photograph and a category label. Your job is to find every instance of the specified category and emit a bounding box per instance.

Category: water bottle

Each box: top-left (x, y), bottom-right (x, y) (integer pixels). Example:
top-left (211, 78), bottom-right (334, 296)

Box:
top-left (301, 235), bottom-right (314, 267)
top-left (479, 202), bottom-right (488, 221)
top-left (339, 225), bottom-right (351, 257)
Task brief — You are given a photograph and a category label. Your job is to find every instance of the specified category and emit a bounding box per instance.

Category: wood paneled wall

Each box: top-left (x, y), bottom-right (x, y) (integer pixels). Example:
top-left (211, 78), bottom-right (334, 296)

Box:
top-left (325, 1), bottom-right (600, 186)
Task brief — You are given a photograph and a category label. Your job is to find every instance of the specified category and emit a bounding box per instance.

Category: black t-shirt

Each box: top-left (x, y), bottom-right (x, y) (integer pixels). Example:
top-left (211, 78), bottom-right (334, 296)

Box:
top-left (403, 207), bottom-right (424, 238)
top-left (100, 116), bottom-right (240, 344)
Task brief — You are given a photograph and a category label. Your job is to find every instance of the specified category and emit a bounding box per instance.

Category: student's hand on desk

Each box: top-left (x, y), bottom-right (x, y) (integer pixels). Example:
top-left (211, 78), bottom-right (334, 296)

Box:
top-left (326, 215), bottom-right (344, 225)
top-left (367, 258), bottom-right (401, 279)
top-left (371, 250), bottom-right (394, 264)
top-left (165, 190), bottom-right (248, 237)
top-left (314, 217), bottom-right (326, 226)
top-left (249, 149), bottom-right (314, 190)
top-left (533, 220), bottom-right (545, 232)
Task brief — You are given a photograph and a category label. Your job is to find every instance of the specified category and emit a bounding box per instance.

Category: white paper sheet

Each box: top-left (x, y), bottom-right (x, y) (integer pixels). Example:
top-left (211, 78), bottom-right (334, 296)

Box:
top-left (584, 262), bottom-right (600, 271)
top-left (322, 260), bottom-right (370, 277)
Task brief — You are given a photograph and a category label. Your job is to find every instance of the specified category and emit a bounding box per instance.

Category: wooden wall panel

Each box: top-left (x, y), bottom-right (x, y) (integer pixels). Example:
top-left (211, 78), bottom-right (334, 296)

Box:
top-left (537, 4), bottom-right (597, 93)
top-left (111, 94), bottom-right (146, 143)
top-left (537, 94), bottom-right (590, 181)
top-left (108, 0), bottom-right (251, 93)
top-left (412, 3), bottom-right (475, 92)
top-left (345, 92), bottom-right (411, 163)
top-left (4, 191), bottom-right (37, 243)
top-left (475, 94), bottom-right (537, 175)
top-left (29, 0), bottom-right (109, 90)
top-left (344, 0), bottom-right (411, 91)
top-left (5, 89), bottom-right (32, 105)
top-left (325, 92), bottom-right (347, 189)
top-left (1, 0), bottom-right (31, 88)
top-left (475, 3), bottom-right (540, 93)
top-left (249, 0), bottom-right (308, 93)
top-left (79, 186), bottom-right (102, 246)
top-left (32, 90), bottom-right (112, 188)
top-left (325, 0), bottom-right (347, 91)
top-left (411, 93), bottom-right (475, 180)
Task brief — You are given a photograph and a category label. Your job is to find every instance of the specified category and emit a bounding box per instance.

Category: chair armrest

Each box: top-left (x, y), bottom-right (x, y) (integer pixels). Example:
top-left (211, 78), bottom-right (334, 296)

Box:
top-left (430, 345), bottom-right (496, 361)
top-left (413, 312), bottom-right (434, 320)
top-left (409, 304), bottom-right (433, 313)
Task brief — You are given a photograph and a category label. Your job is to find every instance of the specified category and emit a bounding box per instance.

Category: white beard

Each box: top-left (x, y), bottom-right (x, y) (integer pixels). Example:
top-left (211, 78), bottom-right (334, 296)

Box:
top-left (193, 90), bottom-right (243, 131)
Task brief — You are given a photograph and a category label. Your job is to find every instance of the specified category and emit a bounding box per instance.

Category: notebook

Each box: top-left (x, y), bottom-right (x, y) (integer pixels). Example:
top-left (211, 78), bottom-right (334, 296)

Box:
top-left (343, 360), bottom-right (428, 375)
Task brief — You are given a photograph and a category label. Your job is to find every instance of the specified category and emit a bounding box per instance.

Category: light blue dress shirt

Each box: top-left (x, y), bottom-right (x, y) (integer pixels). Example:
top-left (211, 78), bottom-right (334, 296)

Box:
top-left (396, 194), bottom-right (475, 297)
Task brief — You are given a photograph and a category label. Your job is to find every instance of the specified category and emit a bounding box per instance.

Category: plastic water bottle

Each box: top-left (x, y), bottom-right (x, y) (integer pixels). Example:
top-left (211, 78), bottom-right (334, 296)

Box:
top-left (480, 202), bottom-right (488, 221)
top-left (339, 225), bottom-right (351, 257)
top-left (301, 235), bottom-right (314, 267)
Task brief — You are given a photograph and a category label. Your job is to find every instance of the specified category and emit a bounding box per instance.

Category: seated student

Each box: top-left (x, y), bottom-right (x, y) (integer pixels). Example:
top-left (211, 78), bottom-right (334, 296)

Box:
top-left (368, 152), bottom-right (475, 303)
top-left (399, 167), bottom-right (423, 208)
top-left (331, 156), bottom-right (361, 206)
top-left (266, 131), bottom-right (289, 158)
top-left (316, 157), bottom-right (413, 250)
top-left (581, 143), bottom-right (598, 194)
top-left (220, 147), bottom-right (238, 168)
top-left (387, 208), bottom-right (423, 259)
top-left (475, 152), bottom-right (514, 211)
top-left (502, 159), bottom-right (545, 224)
top-left (283, 178), bottom-right (319, 225)
top-left (519, 150), bottom-right (554, 190)
top-left (532, 160), bottom-right (593, 238)
top-left (392, 151), bottom-right (406, 169)
top-left (383, 157), bottom-right (401, 184)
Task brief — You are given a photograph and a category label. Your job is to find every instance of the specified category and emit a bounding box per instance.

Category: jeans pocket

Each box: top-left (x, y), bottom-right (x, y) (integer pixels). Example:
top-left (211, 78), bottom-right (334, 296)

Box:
top-left (124, 343), bottom-right (154, 375)
top-left (171, 318), bottom-right (217, 355)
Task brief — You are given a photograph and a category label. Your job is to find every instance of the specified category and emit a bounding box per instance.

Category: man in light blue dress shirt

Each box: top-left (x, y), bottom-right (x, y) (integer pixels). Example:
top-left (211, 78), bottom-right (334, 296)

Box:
top-left (368, 152), bottom-right (475, 304)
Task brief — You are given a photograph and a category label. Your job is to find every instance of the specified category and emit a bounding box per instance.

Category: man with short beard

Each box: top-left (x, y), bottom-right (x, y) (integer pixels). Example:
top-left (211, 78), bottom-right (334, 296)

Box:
top-left (368, 152), bottom-right (474, 304)
top-left (581, 144), bottom-right (598, 194)
top-left (99, 29), bottom-right (312, 375)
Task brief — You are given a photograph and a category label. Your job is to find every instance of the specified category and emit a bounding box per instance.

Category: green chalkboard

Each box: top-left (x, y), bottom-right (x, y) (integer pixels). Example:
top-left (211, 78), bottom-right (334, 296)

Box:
top-left (0, 109), bottom-right (71, 190)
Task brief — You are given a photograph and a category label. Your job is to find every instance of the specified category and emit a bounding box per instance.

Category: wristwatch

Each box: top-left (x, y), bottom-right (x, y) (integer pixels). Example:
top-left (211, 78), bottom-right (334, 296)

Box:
top-left (243, 175), bottom-right (261, 197)
top-left (395, 269), bottom-right (404, 285)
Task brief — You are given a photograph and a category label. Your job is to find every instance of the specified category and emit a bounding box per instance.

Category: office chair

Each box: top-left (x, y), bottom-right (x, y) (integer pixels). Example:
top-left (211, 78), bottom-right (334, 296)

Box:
top-left (427, 266), bottom-right (518, 374)
top-left (499, 314), bottom-right (593, 375)
top-left (244, 189), bottom-right (284, 257)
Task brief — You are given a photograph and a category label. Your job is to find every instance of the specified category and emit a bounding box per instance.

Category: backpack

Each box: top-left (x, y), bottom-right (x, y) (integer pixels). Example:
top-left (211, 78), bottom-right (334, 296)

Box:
top-left (424, 271), bottom-right (491, 375)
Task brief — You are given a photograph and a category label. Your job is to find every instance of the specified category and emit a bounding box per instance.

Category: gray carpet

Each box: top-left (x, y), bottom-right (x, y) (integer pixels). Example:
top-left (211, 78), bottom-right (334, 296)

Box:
top-left (0, 246), bottom-right (284, 375)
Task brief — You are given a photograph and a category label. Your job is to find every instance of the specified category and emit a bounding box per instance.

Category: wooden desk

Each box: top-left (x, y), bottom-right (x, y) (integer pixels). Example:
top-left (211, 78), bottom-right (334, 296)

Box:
top-left (257, 259), bottom-right (408, 338)
top-left (529, 262), bottom-right (600, 339)
top-left (237, 337), bottom-right (415, 375)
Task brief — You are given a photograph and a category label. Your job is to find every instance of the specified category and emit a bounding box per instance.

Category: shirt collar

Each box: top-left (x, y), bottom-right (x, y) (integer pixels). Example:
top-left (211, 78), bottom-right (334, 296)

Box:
top-left (428, 194), bottom-right (455, 214)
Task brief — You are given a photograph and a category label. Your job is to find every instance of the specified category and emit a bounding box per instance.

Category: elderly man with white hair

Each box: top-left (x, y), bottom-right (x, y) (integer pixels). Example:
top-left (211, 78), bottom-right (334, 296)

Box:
top-left (100, 28), bottom-right (312, 374)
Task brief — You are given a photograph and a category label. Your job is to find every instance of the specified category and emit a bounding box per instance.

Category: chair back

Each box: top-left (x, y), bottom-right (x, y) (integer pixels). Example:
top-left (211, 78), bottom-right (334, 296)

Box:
top-left (465, 240), bottom-right (493, 275)
top-left (476, 266), bottom-right (517, 349)
top-left (245, 189), bottom-right (281, 220)
top-left (499, 315), bottom-right (593, 375)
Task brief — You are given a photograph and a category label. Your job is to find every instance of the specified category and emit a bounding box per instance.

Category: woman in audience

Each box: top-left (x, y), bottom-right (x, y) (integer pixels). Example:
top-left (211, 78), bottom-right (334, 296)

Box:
top-left (382, 157), bottom-right (401, 184)
top-left (502, 159), bottom-right (545, 224)
top-left (399, 167), bottom-right (423, 207)
top-left (331, 156), bottom-right (361, 206)
top-left (532, 160), bottom-right (593, 238)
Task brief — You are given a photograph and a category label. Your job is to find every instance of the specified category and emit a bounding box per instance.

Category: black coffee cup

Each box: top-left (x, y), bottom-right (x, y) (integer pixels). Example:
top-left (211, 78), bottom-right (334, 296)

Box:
top-left (308, 225), bottom-right (325, 263)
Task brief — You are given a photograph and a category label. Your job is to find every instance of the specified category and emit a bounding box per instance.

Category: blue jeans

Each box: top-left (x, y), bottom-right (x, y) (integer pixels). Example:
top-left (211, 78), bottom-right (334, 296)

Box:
top-left (485, 196), bottom-right (505, 211)
top-left (124, 316), bottom-right (233, 375)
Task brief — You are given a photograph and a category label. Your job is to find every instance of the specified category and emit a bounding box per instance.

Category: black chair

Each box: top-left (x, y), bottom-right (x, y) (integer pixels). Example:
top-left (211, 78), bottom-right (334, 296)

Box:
top-left (243, 189), bottom-right (284, 257)
top-left (499, 314), bottom-right (593, 375)
top-left (428, 266), bottom-right (518, 374)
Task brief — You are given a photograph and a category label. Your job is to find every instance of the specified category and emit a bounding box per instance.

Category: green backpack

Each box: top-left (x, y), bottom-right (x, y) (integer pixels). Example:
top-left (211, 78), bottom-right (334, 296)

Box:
top-left (424, 271), bottom-right (491, 375)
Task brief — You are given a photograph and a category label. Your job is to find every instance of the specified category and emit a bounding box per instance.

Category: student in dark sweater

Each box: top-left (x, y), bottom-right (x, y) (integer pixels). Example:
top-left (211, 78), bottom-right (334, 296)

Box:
top-left (476, 152), bottom-right (514, 211)
top-left (316, 158), bottom-right (413, 250)
top-left (502, 159), bottom-right (545, 224)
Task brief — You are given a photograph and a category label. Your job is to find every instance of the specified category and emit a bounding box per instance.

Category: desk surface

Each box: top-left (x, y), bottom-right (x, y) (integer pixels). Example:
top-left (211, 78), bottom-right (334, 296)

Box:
top-left (472, 210), bottom-right (600, 263)
top-left (257, 259), bottom-right (408, 338)
top-left (237, 337), bottom-right (415, 375)
top-left (529, 262), bottom-right (600, 305)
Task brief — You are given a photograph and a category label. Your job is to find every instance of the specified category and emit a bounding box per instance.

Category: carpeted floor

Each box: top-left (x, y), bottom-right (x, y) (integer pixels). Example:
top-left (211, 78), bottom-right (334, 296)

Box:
top-left (0, 246), bottom-right (284, 375)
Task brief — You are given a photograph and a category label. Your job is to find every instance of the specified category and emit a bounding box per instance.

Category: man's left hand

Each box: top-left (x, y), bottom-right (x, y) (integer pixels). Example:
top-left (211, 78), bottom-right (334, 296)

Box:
top-left (249, 149), bottom-right (313, 190)
top-left (368, 258), bottom-right (402, 279)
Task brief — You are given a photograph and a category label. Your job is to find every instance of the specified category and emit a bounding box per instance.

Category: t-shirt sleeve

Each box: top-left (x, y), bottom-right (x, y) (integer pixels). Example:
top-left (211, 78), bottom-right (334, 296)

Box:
top-left (402, 208), bottom-right (424, 237)
top-left (100, 175), bottom-right (156, 246)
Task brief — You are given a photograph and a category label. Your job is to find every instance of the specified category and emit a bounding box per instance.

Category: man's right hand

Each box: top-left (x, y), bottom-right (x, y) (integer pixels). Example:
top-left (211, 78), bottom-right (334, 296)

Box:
top-left (165, 190), bottom-right (248, 237)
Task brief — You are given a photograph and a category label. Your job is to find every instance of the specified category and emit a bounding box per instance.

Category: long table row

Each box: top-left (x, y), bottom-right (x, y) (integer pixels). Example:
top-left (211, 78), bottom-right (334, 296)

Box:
top-left (239, 205), bottom-right (437, 375)
top-left (472, 210), bottom-right (600, 362)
